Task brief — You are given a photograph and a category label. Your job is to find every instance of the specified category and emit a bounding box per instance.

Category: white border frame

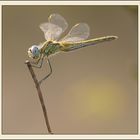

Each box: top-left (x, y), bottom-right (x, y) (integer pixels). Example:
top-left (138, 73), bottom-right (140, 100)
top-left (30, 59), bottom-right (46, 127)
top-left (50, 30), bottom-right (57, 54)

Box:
top-left (0, 1), bottom-right (139, 139)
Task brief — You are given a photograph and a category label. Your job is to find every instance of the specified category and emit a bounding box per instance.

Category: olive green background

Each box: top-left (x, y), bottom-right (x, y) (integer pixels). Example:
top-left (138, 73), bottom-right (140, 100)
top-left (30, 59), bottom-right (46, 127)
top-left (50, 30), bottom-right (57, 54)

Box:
top-left (2, 6), bottom-right (138, 134)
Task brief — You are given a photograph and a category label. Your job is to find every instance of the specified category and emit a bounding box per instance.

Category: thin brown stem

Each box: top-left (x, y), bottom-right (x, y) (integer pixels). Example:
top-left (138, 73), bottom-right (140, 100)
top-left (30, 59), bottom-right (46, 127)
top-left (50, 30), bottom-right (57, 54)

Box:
top-left (25, 60), bottom-right (53, 134)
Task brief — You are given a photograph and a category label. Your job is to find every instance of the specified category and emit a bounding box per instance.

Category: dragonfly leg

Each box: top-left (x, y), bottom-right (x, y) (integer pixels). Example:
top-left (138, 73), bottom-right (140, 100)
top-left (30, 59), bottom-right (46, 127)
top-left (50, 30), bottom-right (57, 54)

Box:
top-left (38, 58), bottom-right (52, 85)
top-left (30, 57), bottom-right (44, 68)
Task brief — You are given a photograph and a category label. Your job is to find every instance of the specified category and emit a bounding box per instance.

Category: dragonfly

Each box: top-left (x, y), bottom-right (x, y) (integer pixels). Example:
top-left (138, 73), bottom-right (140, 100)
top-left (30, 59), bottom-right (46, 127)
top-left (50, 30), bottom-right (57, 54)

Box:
top-left (27, 13), bottom-right (118, 84)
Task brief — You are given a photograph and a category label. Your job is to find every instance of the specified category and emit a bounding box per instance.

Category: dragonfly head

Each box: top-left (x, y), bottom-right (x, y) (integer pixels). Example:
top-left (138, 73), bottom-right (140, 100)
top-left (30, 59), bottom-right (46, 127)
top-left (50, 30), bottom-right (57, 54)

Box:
top-left (28, 45), bottom-right (40, 59)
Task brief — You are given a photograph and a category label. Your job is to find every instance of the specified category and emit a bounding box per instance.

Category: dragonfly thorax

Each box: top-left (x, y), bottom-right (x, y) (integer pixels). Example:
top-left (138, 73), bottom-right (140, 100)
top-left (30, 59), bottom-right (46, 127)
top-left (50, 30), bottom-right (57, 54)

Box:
top-left (44, 41), bottom-right (61, 56)
top-left (28, 45), bottom-right (41, 59)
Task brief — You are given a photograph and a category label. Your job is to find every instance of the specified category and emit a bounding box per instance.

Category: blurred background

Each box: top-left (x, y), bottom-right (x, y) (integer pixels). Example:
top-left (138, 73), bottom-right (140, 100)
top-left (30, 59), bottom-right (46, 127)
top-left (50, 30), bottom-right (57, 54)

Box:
top-left (2, 5), bottom-right (138, 134)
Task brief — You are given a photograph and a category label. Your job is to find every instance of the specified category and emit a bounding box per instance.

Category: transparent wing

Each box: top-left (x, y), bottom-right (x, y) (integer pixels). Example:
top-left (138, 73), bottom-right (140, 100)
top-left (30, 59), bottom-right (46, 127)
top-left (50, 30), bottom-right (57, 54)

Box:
top-left (40, 23), bottom-right (63, 41)
top-left (60, 23), bottom-right (90, 43)
top-left (40, 13), bottom-right (68, 41)
top-left (48, 13), bottom-right (68, 32)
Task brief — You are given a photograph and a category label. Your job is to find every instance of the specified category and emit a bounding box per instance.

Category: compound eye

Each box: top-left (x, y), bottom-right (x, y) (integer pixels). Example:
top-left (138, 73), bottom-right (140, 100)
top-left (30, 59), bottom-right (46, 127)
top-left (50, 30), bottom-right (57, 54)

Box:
top-left (33, 48), bottom-right (38, 54)
top-left (33, 47), bottom-right (40, 56)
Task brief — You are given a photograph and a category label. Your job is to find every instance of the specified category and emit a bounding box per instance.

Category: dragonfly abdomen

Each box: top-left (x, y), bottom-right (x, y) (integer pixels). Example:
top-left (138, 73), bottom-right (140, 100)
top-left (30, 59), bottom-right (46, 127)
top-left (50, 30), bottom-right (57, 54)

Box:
top-left (60, 36), bottom-right (118, 52)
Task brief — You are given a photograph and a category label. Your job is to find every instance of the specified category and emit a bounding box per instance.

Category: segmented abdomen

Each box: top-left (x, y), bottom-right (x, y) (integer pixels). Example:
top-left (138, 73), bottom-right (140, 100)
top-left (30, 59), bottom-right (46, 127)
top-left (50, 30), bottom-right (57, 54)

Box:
top-left (60, 36), bottom-right (118, 52)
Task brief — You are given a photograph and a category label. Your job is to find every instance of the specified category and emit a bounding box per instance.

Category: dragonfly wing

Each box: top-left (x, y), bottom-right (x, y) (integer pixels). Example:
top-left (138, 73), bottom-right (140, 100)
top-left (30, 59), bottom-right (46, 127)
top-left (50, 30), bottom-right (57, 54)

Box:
top-left (60, 23), bottom-right (90, 43)
top-left (48, 13), bottom-right (68, 32)
top-left (40, 22), bottom-right (63, 41)
top-left (40, 13), bottom-right (68, 41)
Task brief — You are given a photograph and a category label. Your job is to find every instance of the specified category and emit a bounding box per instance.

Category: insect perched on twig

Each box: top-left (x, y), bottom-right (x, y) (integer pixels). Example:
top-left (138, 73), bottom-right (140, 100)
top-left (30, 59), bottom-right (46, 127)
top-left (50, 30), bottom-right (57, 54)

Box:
top-left (27, 13), bottom-right (118, 84)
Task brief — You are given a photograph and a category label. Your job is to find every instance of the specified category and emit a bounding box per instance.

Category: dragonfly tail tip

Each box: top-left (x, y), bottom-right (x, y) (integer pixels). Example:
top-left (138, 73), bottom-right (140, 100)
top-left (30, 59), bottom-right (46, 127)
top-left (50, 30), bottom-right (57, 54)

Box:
top-left (112, 36), bottom-right (118, 40)
top-left (107, 35), bottom-right (118, 41)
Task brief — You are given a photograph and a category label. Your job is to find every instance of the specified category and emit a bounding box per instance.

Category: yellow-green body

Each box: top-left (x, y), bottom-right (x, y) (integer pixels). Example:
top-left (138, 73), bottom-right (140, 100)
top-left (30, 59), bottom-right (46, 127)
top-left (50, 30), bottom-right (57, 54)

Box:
top-left (40, 36), bottom-right (117, 57)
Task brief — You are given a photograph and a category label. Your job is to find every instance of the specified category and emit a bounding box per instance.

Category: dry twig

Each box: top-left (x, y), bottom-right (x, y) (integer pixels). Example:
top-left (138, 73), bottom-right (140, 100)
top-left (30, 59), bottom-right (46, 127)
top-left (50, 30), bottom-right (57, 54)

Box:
top-left (25, 60), bottom-right (53, 134)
